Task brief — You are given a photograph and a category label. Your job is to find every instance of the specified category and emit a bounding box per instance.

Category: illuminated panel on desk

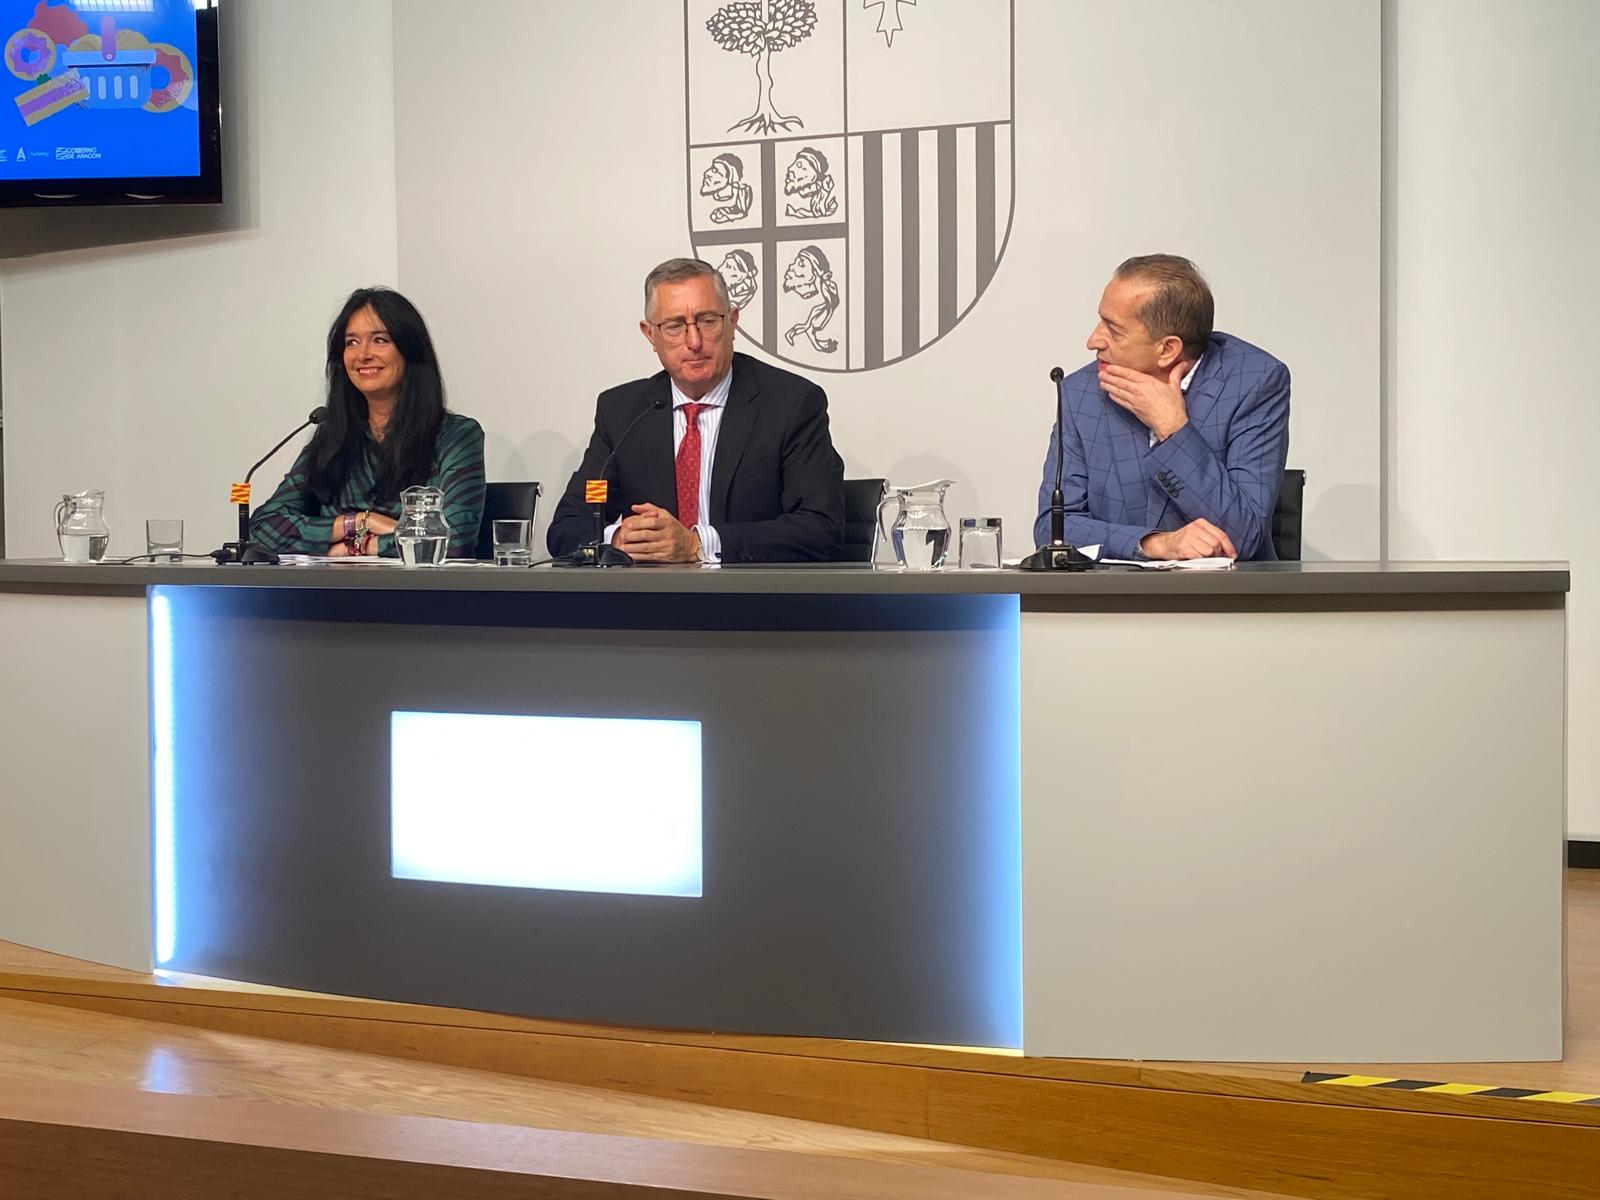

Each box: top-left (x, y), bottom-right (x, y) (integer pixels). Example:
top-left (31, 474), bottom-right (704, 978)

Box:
top-left (390, 712), bottom-right (703, 897)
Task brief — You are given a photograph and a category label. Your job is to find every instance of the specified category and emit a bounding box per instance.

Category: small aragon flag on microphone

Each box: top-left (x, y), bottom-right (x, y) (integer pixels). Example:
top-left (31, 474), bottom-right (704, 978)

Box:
top-left (230, 482), bottom-right (251, 505)
top-left (584, 479), bottom-right (608, 505)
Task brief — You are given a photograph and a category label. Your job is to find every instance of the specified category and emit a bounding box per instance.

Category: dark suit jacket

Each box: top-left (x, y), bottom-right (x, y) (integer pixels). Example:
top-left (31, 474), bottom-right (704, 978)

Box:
top-left (1033, 332), bottom-right (1291, 561)
top-left (547, 353), bottom-right (846, 562)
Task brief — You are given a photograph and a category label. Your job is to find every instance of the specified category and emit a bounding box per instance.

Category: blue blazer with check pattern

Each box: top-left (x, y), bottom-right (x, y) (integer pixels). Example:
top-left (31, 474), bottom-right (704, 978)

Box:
top-left (1033, 332), bottom-right (1291, 560)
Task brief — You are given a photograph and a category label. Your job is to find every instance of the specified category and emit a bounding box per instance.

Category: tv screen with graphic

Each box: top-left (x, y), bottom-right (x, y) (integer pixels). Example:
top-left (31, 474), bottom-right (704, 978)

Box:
top-left (0, 0), bottom-right (220, 205)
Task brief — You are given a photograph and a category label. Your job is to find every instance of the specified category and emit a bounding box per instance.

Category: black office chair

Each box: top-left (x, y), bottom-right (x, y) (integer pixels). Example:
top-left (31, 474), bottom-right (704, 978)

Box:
top-left (474, 481), bottom-right (543, 560)
top-left (1271, 468), bottom-right (1305, 562)
top-left (841, 478), bottom-right (887, 563)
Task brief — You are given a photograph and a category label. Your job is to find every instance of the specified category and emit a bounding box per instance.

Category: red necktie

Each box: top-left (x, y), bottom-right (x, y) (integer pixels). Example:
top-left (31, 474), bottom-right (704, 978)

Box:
top-left (675, 402), bottom-right (706, 528)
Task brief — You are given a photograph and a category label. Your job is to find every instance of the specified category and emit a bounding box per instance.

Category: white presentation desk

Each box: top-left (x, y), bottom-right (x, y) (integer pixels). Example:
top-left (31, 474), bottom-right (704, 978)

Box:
top-left (0, 559), bottom-right (1568, 1062)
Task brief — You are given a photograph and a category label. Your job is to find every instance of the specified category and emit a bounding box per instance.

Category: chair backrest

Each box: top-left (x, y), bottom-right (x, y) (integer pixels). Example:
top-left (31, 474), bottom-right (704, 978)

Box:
top-left (474, 481), bottom-right (543, 559)
top-left (1271, 468), bottom-right (1305, 562)
top-left (841, 478), bottom-right (887, 563)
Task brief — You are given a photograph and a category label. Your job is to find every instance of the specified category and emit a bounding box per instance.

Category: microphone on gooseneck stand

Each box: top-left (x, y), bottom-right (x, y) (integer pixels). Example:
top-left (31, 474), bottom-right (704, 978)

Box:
top-left (563, 394), bottom-right (669, 567)
top-left (1020, 367), bottom-right (1093, 572)
top-left (213, 407), bottom-right (328, 565)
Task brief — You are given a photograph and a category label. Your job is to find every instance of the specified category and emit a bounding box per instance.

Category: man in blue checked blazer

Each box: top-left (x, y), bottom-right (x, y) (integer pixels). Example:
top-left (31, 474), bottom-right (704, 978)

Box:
top-left (1033, 255), bottom-right (1290, 561)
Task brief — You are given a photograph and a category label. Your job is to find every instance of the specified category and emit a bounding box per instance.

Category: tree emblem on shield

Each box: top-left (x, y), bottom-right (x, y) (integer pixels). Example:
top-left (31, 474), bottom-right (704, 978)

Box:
top-left (705, 0), bottom-right (818, 135)
top-left (685, 0), bottom-right (1015, 374)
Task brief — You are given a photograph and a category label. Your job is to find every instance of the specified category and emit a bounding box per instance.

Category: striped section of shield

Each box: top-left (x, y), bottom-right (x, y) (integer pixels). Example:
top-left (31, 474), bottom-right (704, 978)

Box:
top-left (845, 121), bottom-right (1012, 370)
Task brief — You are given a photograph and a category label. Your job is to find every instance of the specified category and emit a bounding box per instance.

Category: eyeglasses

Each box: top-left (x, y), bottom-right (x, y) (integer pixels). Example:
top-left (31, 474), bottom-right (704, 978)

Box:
top-left (652, 312), bottom-right (728, 342)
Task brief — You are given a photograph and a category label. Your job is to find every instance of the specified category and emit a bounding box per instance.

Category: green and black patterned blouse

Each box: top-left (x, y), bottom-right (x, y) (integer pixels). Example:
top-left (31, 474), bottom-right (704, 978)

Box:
top-left (249, 412), bottom-right (486, 558)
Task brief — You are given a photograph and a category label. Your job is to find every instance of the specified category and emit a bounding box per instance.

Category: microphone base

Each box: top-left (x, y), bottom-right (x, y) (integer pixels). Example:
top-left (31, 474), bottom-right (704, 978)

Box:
top-left (556, 542), bottom-right (635, 568)
top-left (212, 541), bottom-right (280, 566)
top-left (1018, 542), bottom-right (1095, 572)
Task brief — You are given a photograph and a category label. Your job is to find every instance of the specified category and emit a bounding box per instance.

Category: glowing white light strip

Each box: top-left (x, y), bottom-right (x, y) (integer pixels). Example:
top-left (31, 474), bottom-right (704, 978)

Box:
top-left (73, 1), bottom-right (156, 12)
top-left (391, 712), bottom-right (703, 898)
top-left (150, 590), bottom-right (176, 965)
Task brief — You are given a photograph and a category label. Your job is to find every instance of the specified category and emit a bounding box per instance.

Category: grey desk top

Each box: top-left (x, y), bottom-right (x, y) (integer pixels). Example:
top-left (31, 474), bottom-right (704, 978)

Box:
top-left (0, 558), bottom-right (1571, 598)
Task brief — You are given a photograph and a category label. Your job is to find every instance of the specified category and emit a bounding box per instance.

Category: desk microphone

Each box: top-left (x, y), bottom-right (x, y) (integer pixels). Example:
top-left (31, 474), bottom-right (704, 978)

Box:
top-left (214, 407), bottom-right (327, 565)
top-left (1020, 367), bottom-right (1093, 571)
top-left (563, 394), bottom-right (669, 567)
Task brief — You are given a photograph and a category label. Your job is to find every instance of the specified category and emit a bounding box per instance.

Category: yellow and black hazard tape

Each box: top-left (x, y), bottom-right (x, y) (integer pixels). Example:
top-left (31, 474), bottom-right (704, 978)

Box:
top-left (1303, 1072), bottom-right (1600, 1106)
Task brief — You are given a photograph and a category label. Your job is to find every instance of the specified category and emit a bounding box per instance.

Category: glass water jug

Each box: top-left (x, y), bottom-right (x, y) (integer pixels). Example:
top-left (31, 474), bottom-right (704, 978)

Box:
top-left (54, 490), bottom-right (110, 564)
top-left (395, 486), bottom-right (451, 566)
top-left (875, 479), bottom-right (955, 571)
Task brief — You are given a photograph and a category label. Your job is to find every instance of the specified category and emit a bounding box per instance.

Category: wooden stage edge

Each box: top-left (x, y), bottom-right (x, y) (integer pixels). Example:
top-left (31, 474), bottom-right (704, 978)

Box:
top-left (5, 889), bottom-right (1600, 1200)
top-left (11, 1072), bottom-right (1247, 1200)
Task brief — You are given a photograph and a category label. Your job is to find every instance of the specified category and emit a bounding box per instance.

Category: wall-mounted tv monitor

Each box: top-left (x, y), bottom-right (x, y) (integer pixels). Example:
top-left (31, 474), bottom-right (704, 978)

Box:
top-left (0, 0), bottom-right (220, 207)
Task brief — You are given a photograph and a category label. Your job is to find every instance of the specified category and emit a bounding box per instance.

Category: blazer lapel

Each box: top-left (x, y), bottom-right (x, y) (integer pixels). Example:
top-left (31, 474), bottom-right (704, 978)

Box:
top-left (1182, 354), bottom-right (1226, 442)
top-left (708, 358), bottom-right (758, 523)
top-left (1144, 354), bottom-right (1223, 529)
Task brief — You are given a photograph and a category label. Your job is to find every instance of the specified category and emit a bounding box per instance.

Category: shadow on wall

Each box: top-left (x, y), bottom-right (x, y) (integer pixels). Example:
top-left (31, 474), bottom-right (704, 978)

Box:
top-left (879, 454), bottom-right (991, 545)
top-left (486, 429), bottom-right (582, 552)
top-left (0, 0), bottom-right (255, 260)
top-left (882, 455), bottom-right (969, 498)
top-left (0, 191), bottom-right (247, 261)
top-left (1382, 504), bottom-right (1439, 563)
top-left (1301, 482), bottom-right (1392, 562)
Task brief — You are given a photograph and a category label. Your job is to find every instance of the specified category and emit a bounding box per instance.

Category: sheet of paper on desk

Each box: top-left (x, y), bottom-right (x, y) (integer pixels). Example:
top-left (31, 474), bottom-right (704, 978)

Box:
top-left (1098, 556), bottom-right (1235, 570)
top-left (277, 555), bottom-right (406, 565)
top-left (1002, 544), bottom-right (1230, 570)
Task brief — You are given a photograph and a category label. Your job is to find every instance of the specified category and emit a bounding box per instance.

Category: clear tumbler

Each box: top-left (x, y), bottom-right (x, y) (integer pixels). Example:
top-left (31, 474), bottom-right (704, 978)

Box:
top-left (959, 517), bottom-right (1003, 569)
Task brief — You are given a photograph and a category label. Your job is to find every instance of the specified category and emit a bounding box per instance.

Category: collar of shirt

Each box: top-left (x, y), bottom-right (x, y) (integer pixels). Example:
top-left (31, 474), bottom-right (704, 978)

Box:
top-left (1180, 354), bottom-right (1203, 393)
top-left (669, 366), bottom-right (733, 412)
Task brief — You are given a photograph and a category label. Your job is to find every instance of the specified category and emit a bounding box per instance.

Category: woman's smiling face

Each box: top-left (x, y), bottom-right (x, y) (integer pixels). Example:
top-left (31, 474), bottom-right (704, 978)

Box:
top-left (343, 305), bottom-right (407, 404)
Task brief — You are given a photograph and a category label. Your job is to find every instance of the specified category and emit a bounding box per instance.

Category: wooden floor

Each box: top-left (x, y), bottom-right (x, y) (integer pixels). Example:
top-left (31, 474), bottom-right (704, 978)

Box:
top-left (2, 870), bottom-right (1597, 1198)
top-left (0, 995), bottom-right (1285, 1198)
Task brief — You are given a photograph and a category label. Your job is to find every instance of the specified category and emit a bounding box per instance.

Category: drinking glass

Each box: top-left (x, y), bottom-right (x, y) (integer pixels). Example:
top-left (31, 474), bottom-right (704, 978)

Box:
top-left (959, 517), bottom-right (1002, 569)
top-left (146, 519), bottom-right (184, 562)
top-left (492, 519), bottom-right (533, 566)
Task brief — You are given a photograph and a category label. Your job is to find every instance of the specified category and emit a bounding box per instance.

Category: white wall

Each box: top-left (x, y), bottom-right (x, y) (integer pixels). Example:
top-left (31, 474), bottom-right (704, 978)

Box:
top-left (1388, 0), bottom-right (1600, 835)
top-left (392, 0), bottom-right (1380, 558)
top-left (7, 2), bottom-right (1592, 838)
top-left (0, 0), bottom-right (400, 559)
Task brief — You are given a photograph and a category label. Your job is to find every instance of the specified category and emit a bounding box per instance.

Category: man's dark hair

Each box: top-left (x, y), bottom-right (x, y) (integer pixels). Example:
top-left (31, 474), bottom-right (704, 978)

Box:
top-left (1115, 255), bottom-right (1214, 361)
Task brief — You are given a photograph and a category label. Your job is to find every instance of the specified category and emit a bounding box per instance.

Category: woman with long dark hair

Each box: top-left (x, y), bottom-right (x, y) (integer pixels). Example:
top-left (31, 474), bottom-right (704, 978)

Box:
top-left (250, 287), bottom-right (485, 557)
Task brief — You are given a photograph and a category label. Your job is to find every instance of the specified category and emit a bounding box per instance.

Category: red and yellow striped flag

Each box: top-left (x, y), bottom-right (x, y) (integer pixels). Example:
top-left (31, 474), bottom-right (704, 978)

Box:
top-left (584, 479), bottom-right (608, 505)
top-left (229, 482), bottom-right (251, 505)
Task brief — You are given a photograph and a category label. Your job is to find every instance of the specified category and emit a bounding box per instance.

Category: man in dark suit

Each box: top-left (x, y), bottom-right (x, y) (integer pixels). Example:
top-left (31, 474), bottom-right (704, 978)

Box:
top-left (548, 258), bottom-right (845, 563)
top-left (1034, 255), bottom-right (1291, 561)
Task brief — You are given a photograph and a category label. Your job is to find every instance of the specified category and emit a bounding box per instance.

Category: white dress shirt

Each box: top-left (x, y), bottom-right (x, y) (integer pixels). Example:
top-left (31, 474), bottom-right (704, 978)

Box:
top-left (605, 368), bottom-right (731, 562)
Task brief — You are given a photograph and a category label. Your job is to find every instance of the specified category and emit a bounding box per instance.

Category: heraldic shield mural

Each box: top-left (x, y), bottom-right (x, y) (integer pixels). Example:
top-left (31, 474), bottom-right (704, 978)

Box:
top-left (685, 0), bottom-right (1014, 373)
